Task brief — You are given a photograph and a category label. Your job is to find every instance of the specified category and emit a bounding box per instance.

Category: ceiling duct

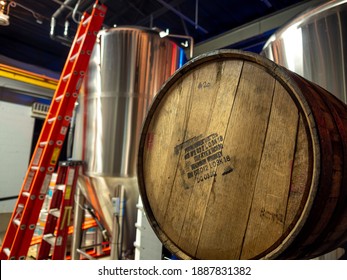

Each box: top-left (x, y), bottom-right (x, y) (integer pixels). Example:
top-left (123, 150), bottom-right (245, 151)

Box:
top-left (50, 0), bottom-right (78, 46)
top-left (50, 0), bottom-right (96, 46)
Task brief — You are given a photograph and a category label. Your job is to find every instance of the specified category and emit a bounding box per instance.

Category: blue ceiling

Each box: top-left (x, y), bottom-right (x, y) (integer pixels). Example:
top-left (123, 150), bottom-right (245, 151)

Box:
top-left (0, 0), bottom-right (310, 73)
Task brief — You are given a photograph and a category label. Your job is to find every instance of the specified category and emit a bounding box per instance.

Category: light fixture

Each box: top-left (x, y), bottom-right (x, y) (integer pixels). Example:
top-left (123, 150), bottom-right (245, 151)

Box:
top-left (0, 0), bottom-right (9, 26)
top-left (0, 1), bottom-right (45, 26)
top-left (0, 11), bottom-right (9, 26)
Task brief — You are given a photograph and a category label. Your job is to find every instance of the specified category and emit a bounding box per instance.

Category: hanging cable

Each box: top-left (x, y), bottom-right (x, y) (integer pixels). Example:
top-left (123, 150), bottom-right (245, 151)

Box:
top-left (72, 0), bottom-right (82, 24)
top-left (8, 1), bottom-right (44, 24)
top-left (195, 0), bottom-right (198, 30)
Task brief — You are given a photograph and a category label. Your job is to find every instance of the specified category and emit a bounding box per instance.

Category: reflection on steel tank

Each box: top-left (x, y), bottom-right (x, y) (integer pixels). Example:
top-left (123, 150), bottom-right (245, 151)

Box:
top-left (72, 26), bottom-right (186, 258)
top-left (262, 0), bottom-right (347, 260)
top-left (262, 0), bottom-right (347, 104)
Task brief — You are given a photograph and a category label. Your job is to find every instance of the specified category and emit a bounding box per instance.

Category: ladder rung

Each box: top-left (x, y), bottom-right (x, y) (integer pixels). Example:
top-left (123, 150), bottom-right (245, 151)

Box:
top-left (22, 192), bottom-right (30, 197)
top-left (55, 94), bottom-right (64, 102)
top-left (82, 15), bottom-right (91, 26)
top-left (31, 166), bottom-right (39, 171)
top-left (47, 117), bottom-right (56, 124)
top-left (76, 34), bottom-right (86, 44)
top-left (2, 248), bottom-right (10, 257)
top-left (56, 184), bottom-right (65, 191)
top-left (39, 141), bottom-right (48, 147)
top-left (13, 219), bottom-right (20, 226)
top-left (43, 234), bottom-right (56, 246)
top-left (62, 73), bottom-right (71, 81)
top-left (69, 53), bottom-right (78, 62)
top-left (49, 208), bottom-right (60, 218)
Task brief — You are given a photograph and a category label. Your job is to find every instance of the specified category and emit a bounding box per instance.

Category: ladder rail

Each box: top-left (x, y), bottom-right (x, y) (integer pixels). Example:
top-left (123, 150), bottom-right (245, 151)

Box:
top-left (53, 162), bottom-right (82, 259)
top-left (0, 2), bottom-right (106, 260)
top-left (37, 161), bottom-right (83, 260)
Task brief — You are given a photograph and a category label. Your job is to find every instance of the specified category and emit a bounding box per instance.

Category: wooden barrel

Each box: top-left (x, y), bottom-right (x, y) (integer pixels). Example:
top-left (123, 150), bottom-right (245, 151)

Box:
top-left (137, 49), bottom-right (347, 260)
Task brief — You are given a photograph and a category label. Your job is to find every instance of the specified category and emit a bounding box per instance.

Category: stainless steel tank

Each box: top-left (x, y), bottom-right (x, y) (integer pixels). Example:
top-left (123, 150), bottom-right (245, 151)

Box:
top-left (262, 0), bottom-right (347, 259)
top-left (72, 26), bottom-right (185, 258)
top-left (262, 0), bottom-right (347, 104)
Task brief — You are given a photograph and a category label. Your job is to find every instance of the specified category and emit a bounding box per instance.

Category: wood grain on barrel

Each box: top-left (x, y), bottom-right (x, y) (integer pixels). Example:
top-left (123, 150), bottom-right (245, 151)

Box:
top-left (175, 60), bottom-right (243, 255)
top-left (141, 58), bottom-right (311, 259)
top-left (138, 50), bottom-right (347, 260)
top-left (279, 76), bottom-right (345, 259)
top-left (195, 62), bottom-right (276, 259)
top-left (240, 80), bottom-right (299, 259)
top-left (283, 116), bottom-right (311, 231)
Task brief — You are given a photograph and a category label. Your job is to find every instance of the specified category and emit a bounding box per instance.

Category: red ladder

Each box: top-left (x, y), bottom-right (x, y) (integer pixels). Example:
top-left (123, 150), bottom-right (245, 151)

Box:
top-left (0, 2), bottom-right (107, 260)
top-left (37, 161), bottom-right (83, 260)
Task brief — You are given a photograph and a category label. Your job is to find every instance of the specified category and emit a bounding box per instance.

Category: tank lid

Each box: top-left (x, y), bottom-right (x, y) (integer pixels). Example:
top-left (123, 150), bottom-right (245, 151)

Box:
top-left (98, 25), bottom-right (161, 36)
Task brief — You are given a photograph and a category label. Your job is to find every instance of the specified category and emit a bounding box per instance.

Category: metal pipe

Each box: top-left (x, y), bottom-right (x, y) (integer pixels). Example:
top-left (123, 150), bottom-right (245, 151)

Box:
top-left (136, 0), bottom-right (186, 26)
top-left (177, 6), bottom-right (188, 35)
top-left (195, 0), bottom-right (198, 30)
top-left (76, 248), bottom-right (95, 260)
top-left (84, 204), bottom-right (109, 241)
top-left (7, 1), bottom-right (43, 24)
top-left (50, 0), bottom-right (96, 45)
top-left (166, 33), bottom-right (194, 58)
top-left (67, 102), bottom-right (78, 159)
top-left (52, 0), bottom-right (76, 12)
top-left (50, 0), bottom-right (77, 45)
top-left (63, 20), bottom-right (69, 37)
top-left (71, 184), bottom-right (85, 260)
top-left (155, 0), bottom-right (208, 34)
top-left (110, 185), bottom-right (125, 260)
top-left (150, 13), bottom-right (153, 28)
top-left (95, 229), bottom-right (104, 256)
top-left (72, 0), bottom-right (82, 23)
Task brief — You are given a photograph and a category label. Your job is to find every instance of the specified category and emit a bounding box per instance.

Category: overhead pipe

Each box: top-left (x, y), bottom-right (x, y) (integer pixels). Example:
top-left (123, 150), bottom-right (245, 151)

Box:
top-left (2, 1), bottom-right (45, 26)
top-left (170, 34), bottom-right (194, 59)
top-left (50, 0), bottom-right (96, 46)
top-left (158, 29), bottom-right (194, 58)
top-left (136, 0), bottom-right (186, 26)
top-left (72, 0), bottom-right (82, 24)
top-left (195, 0), bottom-right (198, 30)
top-left (50, 0), bottom-right (77, 46)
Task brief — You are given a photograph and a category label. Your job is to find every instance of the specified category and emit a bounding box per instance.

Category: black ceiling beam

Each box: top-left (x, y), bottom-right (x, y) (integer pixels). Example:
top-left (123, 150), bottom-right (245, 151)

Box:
top-left (103, 0), bottom-right (145, 27)
top-left (135, 0), bottom-right (186, 26)
top-left (155, 0), bottom-right (208, 33)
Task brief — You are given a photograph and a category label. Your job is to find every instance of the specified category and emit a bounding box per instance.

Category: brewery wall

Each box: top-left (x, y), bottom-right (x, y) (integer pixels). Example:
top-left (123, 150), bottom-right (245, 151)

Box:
top-left (0, 59), bottom-right (57, 214)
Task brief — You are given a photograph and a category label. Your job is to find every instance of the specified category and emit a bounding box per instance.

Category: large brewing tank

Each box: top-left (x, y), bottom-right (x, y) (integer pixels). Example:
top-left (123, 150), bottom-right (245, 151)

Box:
top-left (72, 26), bottom-right (185, 257)
top-left (261, 0), bottom-right (347, 259)
top-left (262, 0), bottom-right (347, 104)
